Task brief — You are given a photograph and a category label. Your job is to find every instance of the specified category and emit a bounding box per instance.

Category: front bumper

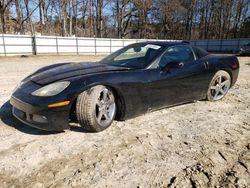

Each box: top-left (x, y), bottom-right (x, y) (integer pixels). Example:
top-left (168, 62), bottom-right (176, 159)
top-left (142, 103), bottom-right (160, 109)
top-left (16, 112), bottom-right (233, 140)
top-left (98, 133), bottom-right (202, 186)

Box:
top-left (10, 96), bottom-right (70, 131)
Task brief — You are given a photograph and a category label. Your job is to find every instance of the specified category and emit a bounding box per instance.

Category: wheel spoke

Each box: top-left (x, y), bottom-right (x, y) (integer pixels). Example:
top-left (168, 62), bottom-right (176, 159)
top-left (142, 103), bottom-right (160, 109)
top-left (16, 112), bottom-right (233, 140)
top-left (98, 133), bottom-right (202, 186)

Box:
top-left (210, 86), bottom-right (217, 90)
top-left (220, 88), bottom-right (225, 95)
top-left (104, 113), bottom-right (110, 120)
top-left (218, 76), bottom-right (222, 84)
top-left (103, 89), bottom-right (108, 101)
top-left (107, 100), bottom-right (115, 106)
top-left (221, 80), bottom-right (229, 87)
top-left (214, 89), bottom-right (220, 98)
top-left (96, 100), bottom-right (103, 107)
top-left (97, 112), bottom-right (103, 122)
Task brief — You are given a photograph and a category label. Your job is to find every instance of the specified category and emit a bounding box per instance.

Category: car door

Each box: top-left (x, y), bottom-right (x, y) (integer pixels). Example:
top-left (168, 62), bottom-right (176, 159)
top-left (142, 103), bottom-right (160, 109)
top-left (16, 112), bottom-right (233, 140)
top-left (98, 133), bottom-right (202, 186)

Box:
top-left (145, 45), bottom-right (210, 110)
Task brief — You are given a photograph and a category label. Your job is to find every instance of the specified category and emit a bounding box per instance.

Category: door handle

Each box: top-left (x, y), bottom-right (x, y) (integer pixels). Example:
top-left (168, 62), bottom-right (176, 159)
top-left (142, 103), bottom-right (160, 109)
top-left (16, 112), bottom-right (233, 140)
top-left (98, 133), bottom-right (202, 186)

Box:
top-left (204, 61), bottom-right (209, 69)
top-left (179, 62), bottom-right (184, 67)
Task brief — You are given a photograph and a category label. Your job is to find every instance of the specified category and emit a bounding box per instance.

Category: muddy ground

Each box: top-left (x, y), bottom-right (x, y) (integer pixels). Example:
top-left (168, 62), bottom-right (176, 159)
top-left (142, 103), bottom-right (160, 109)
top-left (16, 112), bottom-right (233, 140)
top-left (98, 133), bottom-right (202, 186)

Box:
top-left (0, 55), bottom-right (249, 188)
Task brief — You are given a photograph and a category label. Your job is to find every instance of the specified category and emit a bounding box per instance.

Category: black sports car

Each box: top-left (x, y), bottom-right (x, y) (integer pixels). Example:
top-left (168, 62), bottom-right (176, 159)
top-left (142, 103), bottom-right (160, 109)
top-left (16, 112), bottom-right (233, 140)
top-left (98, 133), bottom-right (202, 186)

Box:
top-left (239, 42), bottom-right (250, 56)
top-left (10, 42), bottom-right (239, 132)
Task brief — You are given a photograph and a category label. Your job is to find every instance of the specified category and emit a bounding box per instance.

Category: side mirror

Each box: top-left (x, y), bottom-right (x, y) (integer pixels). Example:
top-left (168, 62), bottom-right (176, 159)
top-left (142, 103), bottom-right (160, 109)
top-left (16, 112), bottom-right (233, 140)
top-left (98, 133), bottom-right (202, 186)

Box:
top-left (160, 61), bottom-right (184, 73)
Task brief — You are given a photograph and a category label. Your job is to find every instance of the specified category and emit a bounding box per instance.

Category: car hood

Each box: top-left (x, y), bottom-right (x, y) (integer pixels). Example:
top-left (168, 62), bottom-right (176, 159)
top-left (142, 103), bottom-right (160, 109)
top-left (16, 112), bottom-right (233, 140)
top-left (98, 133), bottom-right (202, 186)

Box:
top-left (30, 62), bottom-right (129, 85)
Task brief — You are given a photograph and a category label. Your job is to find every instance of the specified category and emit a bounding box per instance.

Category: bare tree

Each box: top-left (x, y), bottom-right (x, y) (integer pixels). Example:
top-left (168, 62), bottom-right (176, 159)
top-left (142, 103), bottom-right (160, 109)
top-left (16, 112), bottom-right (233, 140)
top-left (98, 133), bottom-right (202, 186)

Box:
top-left (24, 0), bottom-right (34, 35)
top-left (114, 0), bottom-right (134, 38)
top-left (72, 0), bottom-right (80, 35)
top-left (14, 0), bottom-right (23, 34)
top-left (88, 0), bottom-right (93, 36)
top-left (232, 0), bottom-right (249, 38)
top-left (61, 0), bottom-right (67, 36)
top-left (0, 0), bottom-right (13, 33)
top-left (96, 0), bottom-right (103, 37)
top-left (0, 0), bottom-right (250, 39)
top-left (69, 0), bottom-right (73, 36)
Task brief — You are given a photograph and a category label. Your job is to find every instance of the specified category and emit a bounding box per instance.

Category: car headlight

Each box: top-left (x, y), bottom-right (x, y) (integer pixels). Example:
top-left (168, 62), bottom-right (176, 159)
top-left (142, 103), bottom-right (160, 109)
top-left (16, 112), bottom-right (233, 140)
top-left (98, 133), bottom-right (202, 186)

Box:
top-left (32, 81), bottom-right (70, 96)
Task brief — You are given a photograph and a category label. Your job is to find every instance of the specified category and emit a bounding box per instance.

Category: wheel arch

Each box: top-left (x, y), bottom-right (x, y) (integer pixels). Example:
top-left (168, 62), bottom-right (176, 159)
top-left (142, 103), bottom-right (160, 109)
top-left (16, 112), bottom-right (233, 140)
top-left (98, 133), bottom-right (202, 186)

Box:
top-left (106, 85), bottom-right (126, 121)
top-left (207, 69), bottom-right (232, 101)
top-left (216, 68), bottom-right (233, 88)
top-left (69, 83), bottom-right (126, 122)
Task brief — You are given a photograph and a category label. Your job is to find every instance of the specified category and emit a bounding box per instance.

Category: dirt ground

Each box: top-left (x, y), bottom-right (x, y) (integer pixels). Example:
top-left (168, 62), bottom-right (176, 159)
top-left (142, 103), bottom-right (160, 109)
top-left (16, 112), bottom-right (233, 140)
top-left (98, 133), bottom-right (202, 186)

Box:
top-left (0, 55), bottom-right (249, 188)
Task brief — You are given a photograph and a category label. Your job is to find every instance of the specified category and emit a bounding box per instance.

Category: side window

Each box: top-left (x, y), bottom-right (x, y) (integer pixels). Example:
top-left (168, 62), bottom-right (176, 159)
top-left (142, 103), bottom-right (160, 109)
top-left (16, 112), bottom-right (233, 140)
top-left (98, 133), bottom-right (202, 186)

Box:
top-left (193, 47), bottom-right (208, 59)
top-left (159, 46), bottom-right (194, 67)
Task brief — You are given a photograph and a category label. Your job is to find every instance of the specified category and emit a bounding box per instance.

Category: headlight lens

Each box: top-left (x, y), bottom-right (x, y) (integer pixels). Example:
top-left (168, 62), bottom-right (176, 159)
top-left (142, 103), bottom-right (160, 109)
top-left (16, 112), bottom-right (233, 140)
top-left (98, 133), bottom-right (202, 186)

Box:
top-left (32, 81), bottom-right (70, 96)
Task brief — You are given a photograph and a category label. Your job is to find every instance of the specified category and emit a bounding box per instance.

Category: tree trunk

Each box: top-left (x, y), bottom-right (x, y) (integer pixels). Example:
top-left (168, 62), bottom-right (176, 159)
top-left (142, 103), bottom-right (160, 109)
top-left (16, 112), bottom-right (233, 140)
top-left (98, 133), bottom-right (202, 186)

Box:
top-left (74, 0), bottom-right (78, 35)
top-left (39, 0), bottom-right (44, 24)
top-left (0, 10), bottom-right (5, 33)
top-left (69, 0), bottom-right (73, 36)
top-left (116, 0), bottom-right (121, 38)
top-left (89, 0), bottom-right (93, 37)
top-left (96, 0), bottom-right (102, 37)
top-left (25, 0), bottom-right (34, 35)
top-left (15, 0), bottom-right (23, 34)
top-left (42, 0), bottom-right (47, 32)
top-left (61, 0), bottom-right (67, 36)
top-left (0, 0), bottom-right (13, 34)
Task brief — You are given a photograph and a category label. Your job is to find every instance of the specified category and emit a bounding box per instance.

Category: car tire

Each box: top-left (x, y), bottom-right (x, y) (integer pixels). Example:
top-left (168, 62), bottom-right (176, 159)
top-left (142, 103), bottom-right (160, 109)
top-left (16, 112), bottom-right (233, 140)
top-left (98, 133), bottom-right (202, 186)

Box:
top-left (76, 85), bottom-right (116, 132)
top-left (207, 70), bottom-right (231, 101)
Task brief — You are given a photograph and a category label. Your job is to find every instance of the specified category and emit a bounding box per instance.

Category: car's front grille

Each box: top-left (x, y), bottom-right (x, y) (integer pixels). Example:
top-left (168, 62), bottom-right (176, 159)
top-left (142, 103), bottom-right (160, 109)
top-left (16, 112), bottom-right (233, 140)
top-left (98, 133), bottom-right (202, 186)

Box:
top-left (13, 107), bottom-right (48, 124)
top-left (13, 107), bottom-right (26, 119)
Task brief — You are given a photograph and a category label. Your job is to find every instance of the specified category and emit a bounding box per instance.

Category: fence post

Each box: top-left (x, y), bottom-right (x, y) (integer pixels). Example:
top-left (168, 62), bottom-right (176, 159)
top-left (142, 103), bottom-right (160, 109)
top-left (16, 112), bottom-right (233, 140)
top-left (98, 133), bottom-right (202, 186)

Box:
top-left (122, 38), bottom-right (125, 47)
top-left (2, 34), bottom-right (6, 56)
top-left (206, 39), bottom-right (209, 51)
top-left (32, 35), bottom-right (37, 55)
top-left (110, 38), bottom-right (112, 54)
top-left (76, 37), bottom-right (79, 55)
top-left (219, 39), bottom-right (223, 53)
top-left (94, 38), bottom-right (97, 55)
top-left (237, 38), bottom-right (241, 53)
top-left (56, 36), bottom-right (59, 55)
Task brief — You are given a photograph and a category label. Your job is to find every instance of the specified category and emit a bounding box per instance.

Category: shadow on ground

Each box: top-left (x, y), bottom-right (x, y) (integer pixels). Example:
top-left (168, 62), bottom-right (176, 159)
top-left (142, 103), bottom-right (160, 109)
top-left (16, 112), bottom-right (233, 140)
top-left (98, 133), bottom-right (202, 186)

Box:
top-left (0, 100), bottom-right (62, 135)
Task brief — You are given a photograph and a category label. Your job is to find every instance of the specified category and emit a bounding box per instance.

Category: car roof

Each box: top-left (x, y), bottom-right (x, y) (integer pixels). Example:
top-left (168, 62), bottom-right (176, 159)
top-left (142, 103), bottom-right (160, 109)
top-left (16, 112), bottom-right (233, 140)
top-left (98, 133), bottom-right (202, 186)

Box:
top-left (137, 41), bottom-right (190, 47)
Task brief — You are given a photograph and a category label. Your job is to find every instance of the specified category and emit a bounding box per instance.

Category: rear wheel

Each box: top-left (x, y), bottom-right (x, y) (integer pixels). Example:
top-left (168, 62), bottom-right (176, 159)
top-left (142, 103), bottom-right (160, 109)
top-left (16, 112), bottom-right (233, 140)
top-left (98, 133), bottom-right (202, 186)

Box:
top-left (76, 85), bottom-right (116, 132)
top-left (207, 70), bottom-right (231, 101)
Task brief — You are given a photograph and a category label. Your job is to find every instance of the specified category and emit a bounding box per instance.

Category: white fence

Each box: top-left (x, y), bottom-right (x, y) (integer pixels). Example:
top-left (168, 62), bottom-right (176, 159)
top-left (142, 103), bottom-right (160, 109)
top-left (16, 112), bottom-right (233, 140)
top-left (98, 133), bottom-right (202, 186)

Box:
top-left (0, 34), bottom-right (173, 56)
top-left (0, 34), bottom-right (249, 56)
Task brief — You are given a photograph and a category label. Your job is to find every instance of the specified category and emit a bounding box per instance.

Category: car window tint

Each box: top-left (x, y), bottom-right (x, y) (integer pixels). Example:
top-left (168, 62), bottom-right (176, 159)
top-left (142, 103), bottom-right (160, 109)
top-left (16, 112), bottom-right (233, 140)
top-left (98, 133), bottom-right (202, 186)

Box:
top-left (159, 46), bottom-right (194, 66)
top-left (193, 47), bottom-right (208, 59)
top-left (100, 43), bottom-right (164, 69)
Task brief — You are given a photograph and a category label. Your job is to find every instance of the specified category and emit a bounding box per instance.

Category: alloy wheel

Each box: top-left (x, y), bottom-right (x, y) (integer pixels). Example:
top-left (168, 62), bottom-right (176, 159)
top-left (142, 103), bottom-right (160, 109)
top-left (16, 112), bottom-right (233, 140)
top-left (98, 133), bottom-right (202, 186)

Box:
top-left (95, 88), bottom-right (116, 126)
top-left (209, 75), bottom-right (231, 101)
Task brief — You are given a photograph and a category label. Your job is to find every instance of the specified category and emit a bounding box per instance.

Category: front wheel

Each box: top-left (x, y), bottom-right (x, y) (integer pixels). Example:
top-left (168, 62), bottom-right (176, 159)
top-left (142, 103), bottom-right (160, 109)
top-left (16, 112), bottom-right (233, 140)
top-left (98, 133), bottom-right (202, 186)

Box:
top-left (207, 70), bottom-right (231, 101)
top-left (76, 85), bottom-right (116, 132)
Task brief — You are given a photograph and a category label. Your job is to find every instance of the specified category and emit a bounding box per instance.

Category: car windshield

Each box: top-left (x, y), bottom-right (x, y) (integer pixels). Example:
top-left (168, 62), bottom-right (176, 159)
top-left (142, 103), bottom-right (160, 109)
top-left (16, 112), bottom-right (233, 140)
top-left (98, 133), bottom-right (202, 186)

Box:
top-left (100, 43), bottom-right (165, 69)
